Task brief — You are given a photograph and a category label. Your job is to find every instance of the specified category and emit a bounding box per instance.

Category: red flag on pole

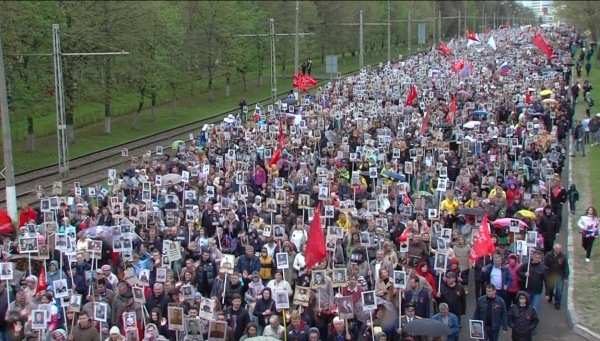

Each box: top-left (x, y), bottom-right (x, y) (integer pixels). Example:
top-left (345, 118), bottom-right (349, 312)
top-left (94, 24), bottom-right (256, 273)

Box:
top-left (405, 85), bottom-right (417, 106)
top-left (292, 74), bottom-right (308, 92)
top-left (299, 73), bottom-right (318, 87)
top-left (438, 41), bottom-right (452, 56)
top-left (469, 213), bottom-right (496, 263)
top-left (419, 112), bottom-right (430, 136)
top-left (532, 33), bottom-right (553, 58)
top-left (305, 202), bottom-right (326, 269)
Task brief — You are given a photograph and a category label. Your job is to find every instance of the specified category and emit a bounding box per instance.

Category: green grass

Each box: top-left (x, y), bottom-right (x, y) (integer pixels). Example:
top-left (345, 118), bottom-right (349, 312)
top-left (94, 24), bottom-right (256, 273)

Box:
top-left (570, 53), bottom-right (600, 335)
top-left (2, 51), bottom-right (406, 173)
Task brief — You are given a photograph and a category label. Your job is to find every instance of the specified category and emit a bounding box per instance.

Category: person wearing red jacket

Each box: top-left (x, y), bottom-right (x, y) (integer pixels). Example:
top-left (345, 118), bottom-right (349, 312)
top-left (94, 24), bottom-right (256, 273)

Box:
top-left (416, 261), bottom-right (436, 294)
top-left (19, 205), bottom-right (37, 227)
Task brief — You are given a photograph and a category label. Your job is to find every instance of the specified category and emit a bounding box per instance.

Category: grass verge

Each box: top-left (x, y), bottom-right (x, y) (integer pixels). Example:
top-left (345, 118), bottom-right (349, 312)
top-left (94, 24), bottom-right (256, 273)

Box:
top-left (3, 52), bottom-right (407, 173)
top-left (570, 57), bottom-right (600, 335)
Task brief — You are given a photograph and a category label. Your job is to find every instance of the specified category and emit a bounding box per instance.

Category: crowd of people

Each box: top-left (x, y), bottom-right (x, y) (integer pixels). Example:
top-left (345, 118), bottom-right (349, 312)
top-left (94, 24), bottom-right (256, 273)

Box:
top-left (1, 24), bottom-right (595, 341)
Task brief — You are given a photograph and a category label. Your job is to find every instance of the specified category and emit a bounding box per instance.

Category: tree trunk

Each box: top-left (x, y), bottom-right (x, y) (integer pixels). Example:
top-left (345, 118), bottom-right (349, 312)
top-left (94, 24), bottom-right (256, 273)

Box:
top-left (258, 70), bottom-right (263, 87)
top-left (104, 57), bottom-right (112, 134)
top-left (225, 75), bottom-right (231, 98)
top-left (172, 83), bottom-right (177, 116)
top-left (241, 73), bottom-right (247, 92)
top-left (131, 86), bottom-right (145, 129)
top-left (27, 116), bottom-right (34, 153)
top-left (342, 52), bottom-right (346, 66)
top-left (208, 78), bottom-right (214, 102)
top-left (189, 81), bottom-right (194, 107)
top-left (151, 90), bottom-right (157, 122)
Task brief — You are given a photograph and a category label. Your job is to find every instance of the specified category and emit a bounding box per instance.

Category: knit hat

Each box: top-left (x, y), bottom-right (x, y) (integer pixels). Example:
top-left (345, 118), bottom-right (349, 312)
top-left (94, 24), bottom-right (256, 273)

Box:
top-left (109, 326), bottom-right (121, 335)
top-left (101, 265), bottom-right (111, 271)
top-left (53, 329), bottom-right (67, 338)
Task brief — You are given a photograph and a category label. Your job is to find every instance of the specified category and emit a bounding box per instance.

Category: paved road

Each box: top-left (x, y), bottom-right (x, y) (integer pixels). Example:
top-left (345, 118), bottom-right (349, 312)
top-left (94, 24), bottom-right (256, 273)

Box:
top-left (459, 148), bottom-right (584, 340)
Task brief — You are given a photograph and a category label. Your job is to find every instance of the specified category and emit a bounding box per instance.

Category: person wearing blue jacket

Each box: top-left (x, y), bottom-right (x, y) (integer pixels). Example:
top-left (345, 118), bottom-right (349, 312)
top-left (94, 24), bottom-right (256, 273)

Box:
top-left (403, 276), bottom-right (431, 318)
top-left (236, 245), bottom-right (261, 283)
top-left (431, 302), bottom-right (460, 341)
top-left (481, 254), bottom-right (513, 303)
top-left (46, 260), bottom-right (67, 286)
top-left (473, 284), bottom-right (509, 341)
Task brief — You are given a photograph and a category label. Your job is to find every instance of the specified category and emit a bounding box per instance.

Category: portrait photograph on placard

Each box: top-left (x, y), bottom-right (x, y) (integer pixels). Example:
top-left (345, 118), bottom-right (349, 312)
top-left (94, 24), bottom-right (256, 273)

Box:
top-left (32, 310), bottom-right (47, 330)
top-left (208, 320), bottom-right (227, 341)
top-left (133, 286), bottom-right (146, 303)
top-left (393, 270), bottom-right (407, 289)
top-left (311, 270), bottom-right (327, 289)
top-left (293, 286), bottom-right (310, 307)
top-left (275, 290), bottom-right (290, 310)
top-left (332, 268), bottom-right (347, 288)
top-left (94, 302), bottom-right (108, 322)
top-left (68, 294), bottom-right (82, 312)
top-left (219, 254), bottom-right (235, 274)
top-left (337, 296), bottom-right (355, 319)
top-left (361, 291), bottom-right (377, 311)
top-left (199, 297), bottom-right (215, 321)
top-left (469, 319), bottom-right (485, 339)
top-left (168, 306), bottom-right (185, 331)
top-left (185, 318), bottom-right (204, 339)
top-left (275, 252), bottom-right (289, 270)
top-left (0, 262), bottom-right (13, 280)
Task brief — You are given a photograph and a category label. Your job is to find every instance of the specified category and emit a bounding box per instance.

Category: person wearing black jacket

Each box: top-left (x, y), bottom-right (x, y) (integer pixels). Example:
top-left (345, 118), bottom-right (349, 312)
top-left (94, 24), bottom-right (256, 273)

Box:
top-left (517, 250), bottom-right (547, 315)
top-left (436, 272), bottom-right (466, 325)
top-left (544, 244), bottom-right (570, 310)
top-left (253, 288), bottom-right (276, 335)
top-left (508, 291), bottom-right (539, 341)
top-left (226, 293), bottom-right (251, 340)
top-left (145, 283), bottom-right (170, 321)
top-left (195, 250), bottom-right (218, 297)
top-left (538, 206), bottom-right (560, 254)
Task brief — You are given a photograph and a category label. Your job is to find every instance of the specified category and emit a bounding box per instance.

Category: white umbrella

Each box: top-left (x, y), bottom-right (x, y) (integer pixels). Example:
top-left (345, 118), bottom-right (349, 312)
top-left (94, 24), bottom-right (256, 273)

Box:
top-left (463, 121), bottom-right (481, 129)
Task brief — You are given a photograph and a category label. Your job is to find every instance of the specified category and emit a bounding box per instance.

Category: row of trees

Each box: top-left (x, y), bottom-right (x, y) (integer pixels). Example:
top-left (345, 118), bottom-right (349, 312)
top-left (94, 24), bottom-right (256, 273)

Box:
top-left (0, 0), bottom-right (536, 142)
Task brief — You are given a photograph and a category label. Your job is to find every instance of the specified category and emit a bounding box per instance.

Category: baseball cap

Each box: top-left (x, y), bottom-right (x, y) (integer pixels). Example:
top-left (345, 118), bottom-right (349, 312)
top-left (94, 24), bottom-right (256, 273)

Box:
top-left (252, 271), bottom-right (260, 277)
top-left (445, 272), bottom-right (456, 278)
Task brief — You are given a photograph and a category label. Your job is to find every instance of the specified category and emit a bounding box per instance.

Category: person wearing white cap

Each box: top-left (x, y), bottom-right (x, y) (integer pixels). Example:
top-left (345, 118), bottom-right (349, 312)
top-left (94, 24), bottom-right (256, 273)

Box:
top-left (51, 329), bottom-right (67, 341)
top-left (106, 326), bottom-right (125, 341)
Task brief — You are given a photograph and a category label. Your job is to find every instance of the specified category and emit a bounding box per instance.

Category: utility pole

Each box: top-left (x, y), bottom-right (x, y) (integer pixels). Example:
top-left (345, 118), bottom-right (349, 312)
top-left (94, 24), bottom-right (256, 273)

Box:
top-left (270, 18), bottom-right (277, 106)
top-left (387, 0), bottom-right (392, 62)
top-left (432, 2), bottom-right (436, 44)
top-left (0, 25), bottom-right (17, 222)
top-left (8, 25), bottom-right (129, 177)
top-left (438, 11), bottom-right (441, 42)
top-left (52, 25), bottom-right (69, 176)
top-left (359, 10), bottom-right (364, 69)
top-left (458, 11), bottom-right (461, 38)
top-left (408, 11), bottom-right (412, 52)
top-left (294, 0), bottom-right (300, 75)
top-left (234, 19), bottom-right (313, 105)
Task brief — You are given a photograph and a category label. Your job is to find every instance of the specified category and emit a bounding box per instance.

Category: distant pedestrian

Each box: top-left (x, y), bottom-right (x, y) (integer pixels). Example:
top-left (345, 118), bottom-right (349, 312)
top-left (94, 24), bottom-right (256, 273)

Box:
top-left (567, 184), bottom-right (579, 214)
top-left (544, 244), bottom-right (569, 310)
top-left (585, 61), bottom-right (592, 76)
top-left (508, 291), bottom-right (539, 341)
top-left (577, 206), bottom-right (599, 263)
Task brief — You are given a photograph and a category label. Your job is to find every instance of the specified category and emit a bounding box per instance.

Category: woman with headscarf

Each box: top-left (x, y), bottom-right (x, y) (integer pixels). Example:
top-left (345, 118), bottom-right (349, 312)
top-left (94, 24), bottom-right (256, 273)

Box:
top-left (253, 288), bottom-right (276, 336)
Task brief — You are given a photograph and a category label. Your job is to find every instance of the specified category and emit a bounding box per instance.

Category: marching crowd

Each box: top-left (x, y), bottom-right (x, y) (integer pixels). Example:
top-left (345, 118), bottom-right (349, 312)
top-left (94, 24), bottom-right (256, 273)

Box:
top-left (0, 24), bottom-right (596, 341)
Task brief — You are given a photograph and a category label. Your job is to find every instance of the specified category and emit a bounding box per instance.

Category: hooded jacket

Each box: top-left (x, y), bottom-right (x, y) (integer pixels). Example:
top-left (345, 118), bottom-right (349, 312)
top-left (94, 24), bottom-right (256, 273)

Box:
top-left (72, 319), bottom-right (100, 341)
top-left (508, 291), bottom-right (539, 340)
top-left (47, 261), bottom-right (67, 285)
top-left (416, 262), bottom-right (436, 294)
top-left (253, 288), bottom-right (276, 326)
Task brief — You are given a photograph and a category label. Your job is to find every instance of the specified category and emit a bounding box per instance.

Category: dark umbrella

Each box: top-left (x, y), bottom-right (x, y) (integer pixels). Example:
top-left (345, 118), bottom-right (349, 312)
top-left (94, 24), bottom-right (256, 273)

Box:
top-left (457, 208), bottom-right (485, 216)
top-left (436, 123), bottom-right (454, 129)
top-left (403, 318), bottom-right (452, 337)
top-left (281, 97), bottom-right (296, 105)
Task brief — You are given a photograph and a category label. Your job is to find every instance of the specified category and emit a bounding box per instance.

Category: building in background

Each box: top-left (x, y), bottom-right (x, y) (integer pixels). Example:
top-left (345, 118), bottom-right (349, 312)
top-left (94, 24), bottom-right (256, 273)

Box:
top-left (520, 0), bottom-right (556, 23)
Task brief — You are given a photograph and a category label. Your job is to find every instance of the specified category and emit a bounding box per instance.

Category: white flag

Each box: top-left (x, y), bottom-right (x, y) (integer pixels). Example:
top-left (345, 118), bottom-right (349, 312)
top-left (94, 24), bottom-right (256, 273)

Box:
top-left (488, 36), bottom-right (497, 51)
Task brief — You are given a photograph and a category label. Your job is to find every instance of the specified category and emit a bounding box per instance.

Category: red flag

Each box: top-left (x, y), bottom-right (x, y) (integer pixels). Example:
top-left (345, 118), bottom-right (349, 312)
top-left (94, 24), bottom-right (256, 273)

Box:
top-left (532, 33), bottom-right (553, 58)
top-left (405, 85), bottom-right (417, 106)
top-left (469, 213), bottom-right (496, 263)
top-left (269, 148), bottom-right (282, 167)
top-left (36, 266), bottom-right (47, 294)
top-left (451, 59), bottom-right (465, 73)
top-left (469, 61), bottom-right (474, 75)
top-left (466, 30), bottom-right (479, 42)
top-left (305, 202), bottom-right (326, 269)
top-left (299, 73), bottom-right (318, 87)
top-left (292, 74), bottom-right (308, 92)
top-left (438, 42), bottom-right (452, 56)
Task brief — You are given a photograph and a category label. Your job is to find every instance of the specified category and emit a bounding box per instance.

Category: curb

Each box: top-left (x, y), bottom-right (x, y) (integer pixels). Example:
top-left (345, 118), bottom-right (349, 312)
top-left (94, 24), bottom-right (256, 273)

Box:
top-left (567, 150), bottom-right (600, 341)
